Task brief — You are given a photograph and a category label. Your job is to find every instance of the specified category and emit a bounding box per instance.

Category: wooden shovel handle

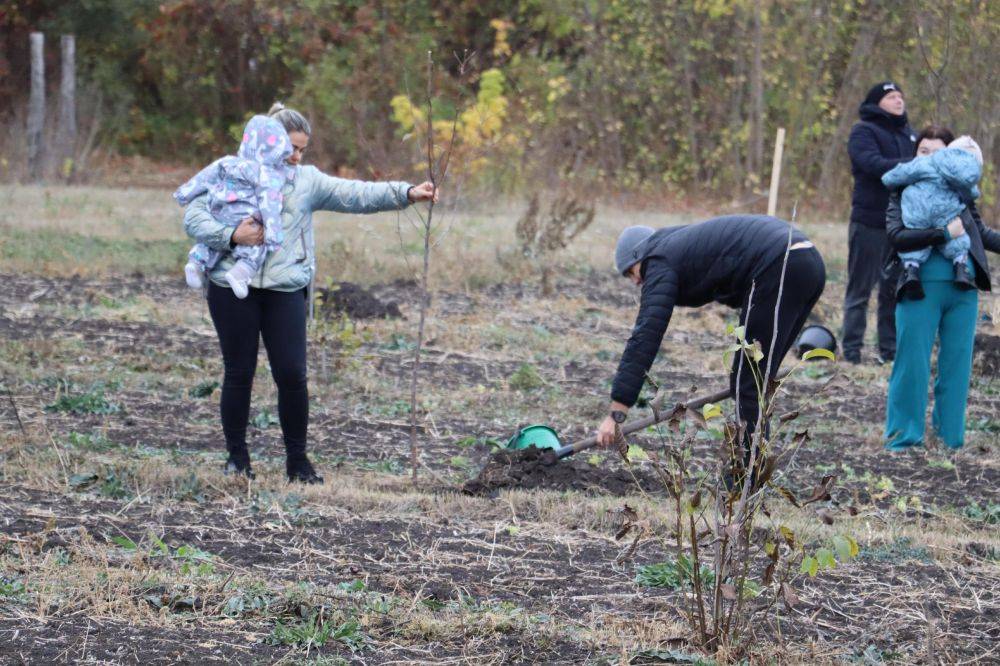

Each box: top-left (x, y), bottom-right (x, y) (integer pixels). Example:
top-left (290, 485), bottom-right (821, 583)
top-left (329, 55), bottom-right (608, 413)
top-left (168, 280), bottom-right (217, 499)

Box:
top-left (553, 368), bottom-right (791, 460)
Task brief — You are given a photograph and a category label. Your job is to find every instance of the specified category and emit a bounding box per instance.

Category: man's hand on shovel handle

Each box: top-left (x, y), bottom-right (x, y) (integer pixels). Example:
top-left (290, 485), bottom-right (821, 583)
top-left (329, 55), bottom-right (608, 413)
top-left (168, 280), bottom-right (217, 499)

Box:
top-left (597, 403), bottom-right (629, 447)
top-left (597, 416), bottom-right (618, 447)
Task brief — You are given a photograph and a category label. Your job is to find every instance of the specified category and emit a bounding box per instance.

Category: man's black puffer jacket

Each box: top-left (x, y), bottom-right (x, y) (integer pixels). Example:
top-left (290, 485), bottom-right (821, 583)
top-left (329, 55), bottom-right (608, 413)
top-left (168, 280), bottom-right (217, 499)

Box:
top-left (611, 215), bottom-right (807, 407)
top-left (847, 104), bottom-right (916, 228)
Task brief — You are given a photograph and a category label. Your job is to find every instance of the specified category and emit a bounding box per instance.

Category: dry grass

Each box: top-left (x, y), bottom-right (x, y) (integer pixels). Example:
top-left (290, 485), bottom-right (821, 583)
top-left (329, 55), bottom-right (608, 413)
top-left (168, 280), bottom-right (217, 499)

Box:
top-left (1, 184), bottom-right (998, 663)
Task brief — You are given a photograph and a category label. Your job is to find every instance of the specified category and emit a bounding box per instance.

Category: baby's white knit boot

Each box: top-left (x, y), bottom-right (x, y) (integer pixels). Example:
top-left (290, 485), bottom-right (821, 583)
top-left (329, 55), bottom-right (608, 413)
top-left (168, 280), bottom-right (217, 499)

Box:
top-left (224, 261), bottom-right (255, 299)
top-left (184, 262), bottom-right (204, 289)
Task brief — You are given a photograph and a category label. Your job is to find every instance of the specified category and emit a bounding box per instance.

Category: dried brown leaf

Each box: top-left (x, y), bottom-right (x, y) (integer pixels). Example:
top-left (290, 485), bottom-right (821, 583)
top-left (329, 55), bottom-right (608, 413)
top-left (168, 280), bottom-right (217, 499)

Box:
top-left (615, 436), bottom-right (629, 461)
top-left (790, 430), bottom-right (811, 447)
top-left (756, 456), bottom-right (777, 486)
top-left (802, 474), bottom-right (837, 506)
top-left (781, 582), bottom-right (799, 609)
top-left (763, 561), bottom-right (776, 586)
top-left (775, 485), bottom-right (800, 508)
top-left (779, 410), bottom-right (799, 423)
top-left (616, 531), bottom-right (643, 565)
top-left (686, 408), bottom-right (708, 430)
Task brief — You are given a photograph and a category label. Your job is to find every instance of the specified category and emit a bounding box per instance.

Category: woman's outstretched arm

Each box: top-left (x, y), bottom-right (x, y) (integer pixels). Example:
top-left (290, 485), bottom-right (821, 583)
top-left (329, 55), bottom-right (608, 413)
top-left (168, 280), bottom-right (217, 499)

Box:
top-left (306, 166), bottom-right (413, 214)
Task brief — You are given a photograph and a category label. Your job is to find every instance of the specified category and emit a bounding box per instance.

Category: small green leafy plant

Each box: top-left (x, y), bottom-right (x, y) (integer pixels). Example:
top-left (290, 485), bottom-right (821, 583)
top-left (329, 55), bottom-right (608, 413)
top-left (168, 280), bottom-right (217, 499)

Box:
top-left (268, 611), bottom-right (366, 652)
top-left (46, 381), bottom-right (121, 415)
top-left (0, 577), bottom-right (27, 602)
top-left (508, 363), bottom-right (545, 391)
top-left (251, 408), bottom-right (279, 429)
top-left (635, 556), bottom-right (715, 590)
top-left (108, 533), bottom-right (216, 576)
top-left (188, 380), bottom-right (219, 398)
top-left (964, 502), bottom-right (1000, 525)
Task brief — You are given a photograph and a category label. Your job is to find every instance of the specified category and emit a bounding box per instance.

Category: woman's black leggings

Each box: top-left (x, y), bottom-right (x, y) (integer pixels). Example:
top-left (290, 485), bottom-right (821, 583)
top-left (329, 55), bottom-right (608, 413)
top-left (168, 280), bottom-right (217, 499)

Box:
top-left (207, 282), bottom-right (309, 459)
top-left (731, 246), bottom-right (827, 434)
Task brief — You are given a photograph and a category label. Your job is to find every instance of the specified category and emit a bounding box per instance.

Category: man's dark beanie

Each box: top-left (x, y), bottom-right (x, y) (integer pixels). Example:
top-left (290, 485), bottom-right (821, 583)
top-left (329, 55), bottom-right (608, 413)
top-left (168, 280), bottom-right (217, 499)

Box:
top-left (864, 81), bottom-right (902, 106)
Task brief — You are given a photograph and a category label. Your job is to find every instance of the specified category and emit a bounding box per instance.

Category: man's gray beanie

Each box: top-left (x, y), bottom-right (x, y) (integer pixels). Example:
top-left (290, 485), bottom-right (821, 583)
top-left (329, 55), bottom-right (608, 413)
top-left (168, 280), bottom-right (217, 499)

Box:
top-left (615, 225), bottom-right (655, 275)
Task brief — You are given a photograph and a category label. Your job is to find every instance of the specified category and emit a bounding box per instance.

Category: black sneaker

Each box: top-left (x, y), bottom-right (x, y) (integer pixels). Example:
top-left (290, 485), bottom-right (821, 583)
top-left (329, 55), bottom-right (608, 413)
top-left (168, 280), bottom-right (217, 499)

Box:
top-left (876, 352), bottom-right (894, 366)
top-left (898, 264), bottom-right (925, 301)
top-left (954, 261), bottom-right (976, 291)
top-left (223, 450), bottom-right (255, 479)
top-left (287, 454), bottom-right (324, 485)
top-left (843, 353), bottom-right (862, 365)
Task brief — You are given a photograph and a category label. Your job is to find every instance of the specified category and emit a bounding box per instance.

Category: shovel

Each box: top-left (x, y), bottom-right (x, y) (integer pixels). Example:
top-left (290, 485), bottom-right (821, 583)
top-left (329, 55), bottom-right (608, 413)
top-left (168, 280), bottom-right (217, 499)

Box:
top-left (506, 368), bottom-right (794, 463)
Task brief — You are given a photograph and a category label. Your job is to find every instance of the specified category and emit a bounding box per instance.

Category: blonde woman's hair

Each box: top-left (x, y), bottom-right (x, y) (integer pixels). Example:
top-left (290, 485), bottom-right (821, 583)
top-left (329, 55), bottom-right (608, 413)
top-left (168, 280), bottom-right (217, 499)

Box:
top-left (268, 102), bottom-right (311, 136)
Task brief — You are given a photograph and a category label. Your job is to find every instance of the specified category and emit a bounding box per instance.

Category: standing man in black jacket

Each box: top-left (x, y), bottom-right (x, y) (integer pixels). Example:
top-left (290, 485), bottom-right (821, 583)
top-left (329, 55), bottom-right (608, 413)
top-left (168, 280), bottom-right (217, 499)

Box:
top-left (842, 81), bottom-right (917, 364)
top-left (595, 216), bottom-right (826, 453)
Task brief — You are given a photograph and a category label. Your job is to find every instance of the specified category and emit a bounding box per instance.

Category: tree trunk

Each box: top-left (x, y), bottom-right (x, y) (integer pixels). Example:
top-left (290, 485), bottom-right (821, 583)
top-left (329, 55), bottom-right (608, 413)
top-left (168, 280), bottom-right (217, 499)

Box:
top-left (57, 34), bottom-right (76, 182)
top-left (680, 11), bottom-right (703, 182)
top-left (27, 32), bottom-right (45, 182)
top-left (816, 11), bottom-right (881, 200)
top-left (749, 0), bottom-right (765, 183)
top-left (729, 40), bottom-right (747, 190)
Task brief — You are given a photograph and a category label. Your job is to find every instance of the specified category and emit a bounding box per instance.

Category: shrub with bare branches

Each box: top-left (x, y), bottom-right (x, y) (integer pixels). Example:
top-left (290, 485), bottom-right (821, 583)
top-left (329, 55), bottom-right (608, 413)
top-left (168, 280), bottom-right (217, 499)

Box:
top-left (511, 192), bottom-right (596, 295)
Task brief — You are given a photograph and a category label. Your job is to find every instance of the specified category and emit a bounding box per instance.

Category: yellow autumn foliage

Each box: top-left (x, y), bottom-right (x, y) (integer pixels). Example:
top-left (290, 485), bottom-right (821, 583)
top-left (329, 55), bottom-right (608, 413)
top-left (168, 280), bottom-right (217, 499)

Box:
top-left (391, 68), bottom-right (517, 181)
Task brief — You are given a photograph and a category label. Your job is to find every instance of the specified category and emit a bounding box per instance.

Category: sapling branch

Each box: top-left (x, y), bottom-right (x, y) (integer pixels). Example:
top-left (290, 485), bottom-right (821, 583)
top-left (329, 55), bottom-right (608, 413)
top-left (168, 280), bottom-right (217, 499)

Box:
top-left (406, 51), bottom-right (468, 481)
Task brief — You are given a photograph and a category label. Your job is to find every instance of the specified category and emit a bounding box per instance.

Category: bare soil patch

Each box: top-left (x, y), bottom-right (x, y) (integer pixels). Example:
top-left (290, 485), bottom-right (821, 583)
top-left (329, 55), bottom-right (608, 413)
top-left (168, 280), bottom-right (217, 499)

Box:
top-left (317, 281), bottom-right (403, 320)
top-left (463, 445), bottom-right (663, 496)
top-left (2, 270), bottom-right (999, 663)
top-left (975, 333), bottom-right (1000, 375)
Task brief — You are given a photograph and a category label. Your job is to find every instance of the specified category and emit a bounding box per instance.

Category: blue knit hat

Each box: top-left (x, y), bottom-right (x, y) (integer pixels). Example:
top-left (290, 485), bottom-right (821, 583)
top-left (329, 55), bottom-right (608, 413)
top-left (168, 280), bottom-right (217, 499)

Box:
top-left (614, 226), bottom-right (654, 275)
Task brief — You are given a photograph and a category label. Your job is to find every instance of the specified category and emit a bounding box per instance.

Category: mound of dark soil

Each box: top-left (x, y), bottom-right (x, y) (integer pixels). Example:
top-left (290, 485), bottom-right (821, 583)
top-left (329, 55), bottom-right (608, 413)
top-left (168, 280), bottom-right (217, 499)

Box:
top-left (317, 282), bottom-right (402, 319)
top-left (462, 446), bottom-right (663, 496)
top-left (974, 333), bottom-right (1000, 375)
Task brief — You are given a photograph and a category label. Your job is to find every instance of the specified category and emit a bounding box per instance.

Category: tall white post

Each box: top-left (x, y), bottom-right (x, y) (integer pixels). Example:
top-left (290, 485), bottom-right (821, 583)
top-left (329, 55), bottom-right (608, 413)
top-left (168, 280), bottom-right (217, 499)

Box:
top-left (57, 34), bottom-right (77, 181)
top-left (766, 127), bottom-right (786, 217)
top-left (27, 32), bottom-right (46, 181)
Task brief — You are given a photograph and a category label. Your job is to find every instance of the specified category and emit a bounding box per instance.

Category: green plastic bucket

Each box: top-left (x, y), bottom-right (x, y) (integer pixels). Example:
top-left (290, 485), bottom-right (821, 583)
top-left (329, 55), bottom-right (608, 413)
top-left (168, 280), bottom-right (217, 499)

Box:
top-left (506, 425), bottom-right (562, 451)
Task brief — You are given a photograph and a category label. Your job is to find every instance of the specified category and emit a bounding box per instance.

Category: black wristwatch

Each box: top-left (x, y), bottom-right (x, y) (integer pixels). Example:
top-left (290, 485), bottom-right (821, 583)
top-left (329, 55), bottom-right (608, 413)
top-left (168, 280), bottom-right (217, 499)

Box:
top-left (611, 410), bottom-right (627, 424)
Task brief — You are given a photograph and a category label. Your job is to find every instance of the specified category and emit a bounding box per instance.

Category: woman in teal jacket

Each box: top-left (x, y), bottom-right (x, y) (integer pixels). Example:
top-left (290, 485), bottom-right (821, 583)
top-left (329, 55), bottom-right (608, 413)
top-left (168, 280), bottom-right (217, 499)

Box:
top-left (884, 125), bottom-right (1000, 450)
top-left (184, 102), bottom-right (436, 482)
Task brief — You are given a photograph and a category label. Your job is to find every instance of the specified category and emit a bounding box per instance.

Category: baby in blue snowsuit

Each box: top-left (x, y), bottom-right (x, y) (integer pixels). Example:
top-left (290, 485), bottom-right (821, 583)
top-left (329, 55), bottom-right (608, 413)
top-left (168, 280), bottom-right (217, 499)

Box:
top-left (882, 135), bottom-right (983, 295)
top-left (174, 115), bottom-right (293, 299)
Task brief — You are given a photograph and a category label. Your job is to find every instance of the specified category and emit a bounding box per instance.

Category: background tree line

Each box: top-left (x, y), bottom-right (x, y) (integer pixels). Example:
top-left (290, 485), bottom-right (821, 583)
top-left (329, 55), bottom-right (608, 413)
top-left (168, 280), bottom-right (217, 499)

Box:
top-left (1, 0), bottom-right (997, 216)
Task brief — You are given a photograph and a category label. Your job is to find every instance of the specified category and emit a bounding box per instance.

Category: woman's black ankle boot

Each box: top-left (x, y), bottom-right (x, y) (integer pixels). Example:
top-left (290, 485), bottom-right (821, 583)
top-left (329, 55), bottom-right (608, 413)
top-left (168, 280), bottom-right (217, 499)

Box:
top-left (224, 448), bottom-right (255, 479)
top-left (287, 452), bottom-right (323, 485)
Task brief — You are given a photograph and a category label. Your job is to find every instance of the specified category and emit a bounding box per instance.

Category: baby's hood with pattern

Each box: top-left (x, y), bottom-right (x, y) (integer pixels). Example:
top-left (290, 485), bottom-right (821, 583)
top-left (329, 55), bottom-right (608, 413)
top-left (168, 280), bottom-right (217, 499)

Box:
top-left (238, 115), bottom-right (293, 172)
top-left (173, 115), bottom-right (294, 207)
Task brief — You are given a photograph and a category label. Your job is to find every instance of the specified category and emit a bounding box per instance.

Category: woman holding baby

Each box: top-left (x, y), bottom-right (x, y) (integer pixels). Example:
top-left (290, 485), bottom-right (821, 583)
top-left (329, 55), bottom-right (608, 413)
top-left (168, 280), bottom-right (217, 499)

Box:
top-left (182, 103), bottom-right (438, 483)
top-left (883, 125), bottom-right (1000, 450)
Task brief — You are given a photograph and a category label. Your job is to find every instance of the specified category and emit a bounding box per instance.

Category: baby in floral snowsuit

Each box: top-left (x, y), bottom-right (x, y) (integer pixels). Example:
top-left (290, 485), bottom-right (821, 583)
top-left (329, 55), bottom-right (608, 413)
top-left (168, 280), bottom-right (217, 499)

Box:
top-left (174, 115), bottom-right (293, 298)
